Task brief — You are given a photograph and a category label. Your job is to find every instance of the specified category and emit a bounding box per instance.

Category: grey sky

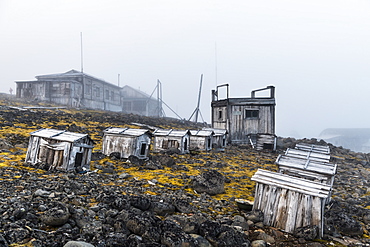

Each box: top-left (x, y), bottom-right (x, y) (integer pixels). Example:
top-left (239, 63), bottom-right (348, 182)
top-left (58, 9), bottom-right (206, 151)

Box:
top-left (1, 0), bottom-right (370, 138)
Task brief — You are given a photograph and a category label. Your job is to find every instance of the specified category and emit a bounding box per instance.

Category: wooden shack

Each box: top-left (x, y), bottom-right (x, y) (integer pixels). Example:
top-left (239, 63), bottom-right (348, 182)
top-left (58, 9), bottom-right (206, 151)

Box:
top-left (211, 85), bottom-right (275, 145)
top-left (102, 127), bottom-right (152, 159)
top-left (251, 169), bottom-right (331, 238)
top-left (189, 130), bottom-right (214, 152)
top-left (202, 127), bottom-right (228, 150)
top-left (26, 128), bottom-right (94, 171)
top-left (152, 129), bottom-right (190, 154)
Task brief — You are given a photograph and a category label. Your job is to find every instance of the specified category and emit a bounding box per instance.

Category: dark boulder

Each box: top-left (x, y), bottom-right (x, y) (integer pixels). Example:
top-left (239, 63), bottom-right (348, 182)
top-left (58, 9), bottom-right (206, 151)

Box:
top-left (40, 202), bottom-right (70, 226)
top-left (293, 225), bottom-right (319, 241)
top-left (191, 170), bottom-right (225, 195)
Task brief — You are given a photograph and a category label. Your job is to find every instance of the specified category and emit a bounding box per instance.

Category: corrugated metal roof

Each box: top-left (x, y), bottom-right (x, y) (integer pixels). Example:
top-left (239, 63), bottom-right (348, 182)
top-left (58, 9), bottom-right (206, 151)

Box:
top-left (30, 129), bottom-right (88, 142)
top-left (153, 129), bottom-right (190, 137)
top-left (190, 130), bottom-right (214, 137)
top-left (103, 127), bottom-right (151, 136)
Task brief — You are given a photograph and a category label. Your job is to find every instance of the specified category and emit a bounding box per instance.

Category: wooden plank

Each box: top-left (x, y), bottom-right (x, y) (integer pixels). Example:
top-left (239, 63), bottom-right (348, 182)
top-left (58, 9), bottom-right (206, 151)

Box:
top-left (274, 188), bottom-right (289, 229)
top-left (276, 155), bottom-right (336, 175)
top-left (295, 143), bottom-right (330, 154)
top-left (285, 148), bottom-right (330, 162)
top-left (285, 191), bottom-right (299, 233)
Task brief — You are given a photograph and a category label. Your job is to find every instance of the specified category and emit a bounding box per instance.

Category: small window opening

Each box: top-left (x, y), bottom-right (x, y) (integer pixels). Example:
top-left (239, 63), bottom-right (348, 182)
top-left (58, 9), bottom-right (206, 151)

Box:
top-left (207, 138), bottom-right (211, 149)
top-left (245, 109), bottom-right (259, 119)
top-left (218, 110), bottom-right (223, 120)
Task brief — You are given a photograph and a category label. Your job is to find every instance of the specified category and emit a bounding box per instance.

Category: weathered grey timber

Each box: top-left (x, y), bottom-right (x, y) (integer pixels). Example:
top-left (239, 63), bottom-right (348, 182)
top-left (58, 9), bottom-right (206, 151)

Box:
top-left (189, 130), bottom-right (214, 151)
top-left (152, 129), bottom-right (191, 154)
top-left (295, 143), bottom-right (330, 155)
top-left (247, 133), bottom-right (277, 151)
top-left (25, 128), bottom-right (94, 171)
top-left (276, 155), bottom-right (337, 186)
top-left (211, 85), bottom-right (275, 145)
top-left (251, 169), bottom-right (331, 238)
top-left (285, 148), bottom-right (330, 163)
top-left (202, 127), bottom-right (228, 151)
top-left (102, 127), bottom-right (152, 159)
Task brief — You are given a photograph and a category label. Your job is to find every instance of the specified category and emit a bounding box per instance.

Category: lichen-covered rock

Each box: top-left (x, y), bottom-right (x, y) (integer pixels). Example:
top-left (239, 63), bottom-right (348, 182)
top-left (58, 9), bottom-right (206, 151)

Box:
top-left (40, 202), bottom-right (70, 226)
top-left (191, 170), bottom-right (225, 195)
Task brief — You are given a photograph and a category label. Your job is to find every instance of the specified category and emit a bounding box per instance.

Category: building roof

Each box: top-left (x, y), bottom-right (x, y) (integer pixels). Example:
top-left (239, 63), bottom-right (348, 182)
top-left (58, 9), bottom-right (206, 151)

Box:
top-left (202, 127), bottom-right (228, 136)
top-left (153, 129), bottom-right (190, 137)
top-left (33, 69), bottom-right (121, 89)
top-left (121, 85), bottom-right (152, 98)
top-left (30, 128), bottom-right (90, 142)
top-left (190, 130), bottom-right (214, 137)
top-left (103, 127), bottom-right (151, 137)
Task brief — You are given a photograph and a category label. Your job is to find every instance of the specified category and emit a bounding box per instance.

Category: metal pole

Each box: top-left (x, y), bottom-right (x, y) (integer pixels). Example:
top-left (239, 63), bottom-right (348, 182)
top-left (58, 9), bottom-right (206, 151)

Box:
top-left (80, 32), bottom-right (83, 73)
top-left (195, 74), bottom-right (203, 122)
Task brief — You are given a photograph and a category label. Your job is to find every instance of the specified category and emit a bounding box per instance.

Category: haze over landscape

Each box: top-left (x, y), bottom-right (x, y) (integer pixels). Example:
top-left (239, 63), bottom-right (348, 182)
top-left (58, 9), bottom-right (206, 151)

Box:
top-left (1, 0), bottom-right (369, 138)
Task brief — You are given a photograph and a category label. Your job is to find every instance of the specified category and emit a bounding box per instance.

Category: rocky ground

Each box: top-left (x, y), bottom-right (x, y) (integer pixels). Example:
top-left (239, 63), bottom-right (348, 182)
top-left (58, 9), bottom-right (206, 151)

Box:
top-left (0, 95), bottom-right (370, 246)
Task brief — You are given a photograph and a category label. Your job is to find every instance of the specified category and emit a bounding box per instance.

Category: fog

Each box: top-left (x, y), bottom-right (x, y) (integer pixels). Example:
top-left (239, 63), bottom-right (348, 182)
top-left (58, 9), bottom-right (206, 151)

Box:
top-left (1, 0), bottom-right (370, 138)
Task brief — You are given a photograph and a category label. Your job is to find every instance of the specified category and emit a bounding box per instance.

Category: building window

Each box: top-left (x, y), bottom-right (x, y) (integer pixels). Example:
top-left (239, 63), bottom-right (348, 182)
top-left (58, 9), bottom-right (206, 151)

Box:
top-left (105, 90), bottom-right (109, 100)
top-left (94, 87), bottom-right (100, 97)
top-left (245, 109), bottom-right (259, 119)
top-left (218, 110), bottom-right (223, 120)
top-left (111, 91), bottom-right (114, 101)
top-left (85, 84), bottom-right (91, 95)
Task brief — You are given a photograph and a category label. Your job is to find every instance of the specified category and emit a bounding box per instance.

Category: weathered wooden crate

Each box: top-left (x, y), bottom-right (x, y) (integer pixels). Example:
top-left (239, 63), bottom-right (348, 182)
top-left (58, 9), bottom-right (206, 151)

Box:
top-left (276, 154), bottom-right (337, 187)
top-left (247, 133), bottom-right (277, 151)
top-left (251, 169), bottom-right (331, 238)
top-left (295, 143), bottom-right (330, 155)
top-left (285, 148), bottom-right (330, 163)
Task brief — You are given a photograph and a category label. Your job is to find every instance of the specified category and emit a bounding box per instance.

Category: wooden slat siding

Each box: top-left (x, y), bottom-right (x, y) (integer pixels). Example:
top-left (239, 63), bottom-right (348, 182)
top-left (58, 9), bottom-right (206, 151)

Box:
top-left (285, 148), bottom-right (330, 163)
top-left (312, 196), bottom-right (323, 236)
top-left (256, 134), bottom-right (276, 151)
top-left (276, 155), bottom-right (336, 175)
top-left (264, 186), bottom-right (277, 226)
top-left (295, 193), bottom-right (305, 228)
top-left (274, 188), bottom-right (289, 229)
top-left (295, 143), bottom-right (330, 155)
top-left (252, 169), bottom-right (330, 238)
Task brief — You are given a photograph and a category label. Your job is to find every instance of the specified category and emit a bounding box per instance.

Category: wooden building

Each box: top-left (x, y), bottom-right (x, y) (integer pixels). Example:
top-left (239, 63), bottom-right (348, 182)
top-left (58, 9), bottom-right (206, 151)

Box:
top-left (251, 169), bottom-right (331, 238)
top-left (121, 85), bottom-right (161, 117)
top-left (25, 128), bottom-right (94, 171)
top-left (102, 127), bottom-right (151, 159)
top-left (152, 129), bottom-right (190, 154)
top-left (15, 70), bottom-right (161, 117)
top-left (189, 130), bottom-right (214, 152)
top-left (211, 85), bottom-right (275, 145)
top-left (202, 127), bottom-right (228, 150)
top-left (16, 70), bottom-right (122, 111)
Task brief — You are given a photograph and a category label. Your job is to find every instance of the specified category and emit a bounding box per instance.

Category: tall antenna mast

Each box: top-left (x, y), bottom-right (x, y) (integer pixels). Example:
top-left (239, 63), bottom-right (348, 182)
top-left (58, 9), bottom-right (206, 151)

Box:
top-left (189, 74), bottom-right (205, 123)
top-left (80, 32), bottom-right (84, 73)
top-left (215, 42), bottom-right (218, 86)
